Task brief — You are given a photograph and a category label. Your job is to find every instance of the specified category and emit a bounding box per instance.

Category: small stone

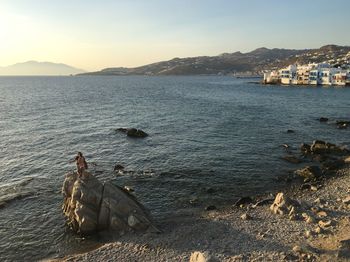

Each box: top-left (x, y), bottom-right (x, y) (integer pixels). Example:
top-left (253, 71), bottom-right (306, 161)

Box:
top-left (292, 245), bottom-right (302, 253)
top-left (310, 185), bottom-right (318, 191)
top-left (123, 186), bottom-right (134, 192)
top-left (314, 226), bottom-right (323, 234)
top-left (305, 230), bottom-right (312, 238)
top-left (318, 220), bottom-right (333, 228)
top-left (190, 251), bottom-right (218, 262)
top-left (316, 211), bottom-right (327, 218)
top-left (342, 196), bottom-right (350, 205)
top-left (240, 213), bottom-right (252, 220)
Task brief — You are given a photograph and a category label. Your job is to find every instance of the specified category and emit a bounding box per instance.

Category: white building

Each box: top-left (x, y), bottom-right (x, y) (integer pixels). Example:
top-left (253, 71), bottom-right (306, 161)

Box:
top-left (279, 65), bottom-right (297, 84)
top-left (264, 63), bottom-right (349, 86)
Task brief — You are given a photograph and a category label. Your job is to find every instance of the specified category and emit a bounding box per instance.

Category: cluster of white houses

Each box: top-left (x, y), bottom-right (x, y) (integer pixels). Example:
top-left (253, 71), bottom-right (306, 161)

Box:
top-left (263, 63), bottom-right (350, 86)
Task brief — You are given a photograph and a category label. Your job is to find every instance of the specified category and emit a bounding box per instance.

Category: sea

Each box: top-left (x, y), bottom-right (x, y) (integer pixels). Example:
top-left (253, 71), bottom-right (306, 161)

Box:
top-left (0, 76), bottom-right (349, 261)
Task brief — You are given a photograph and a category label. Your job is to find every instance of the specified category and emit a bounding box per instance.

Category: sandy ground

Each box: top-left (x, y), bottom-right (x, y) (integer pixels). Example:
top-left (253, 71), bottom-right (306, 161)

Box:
top-left (49, 166), bottom-right (350, 262)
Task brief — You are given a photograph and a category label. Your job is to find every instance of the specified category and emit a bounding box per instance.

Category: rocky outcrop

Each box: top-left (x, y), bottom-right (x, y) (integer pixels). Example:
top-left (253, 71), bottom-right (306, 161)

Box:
top-left (301, 140), bottom-right (349, 156)
top-left (116, 128), bottom-right (148, 138)
top-left (270, 192), bottom-right (299, 217)
top-left (62, 171), bottom-right (156, 235)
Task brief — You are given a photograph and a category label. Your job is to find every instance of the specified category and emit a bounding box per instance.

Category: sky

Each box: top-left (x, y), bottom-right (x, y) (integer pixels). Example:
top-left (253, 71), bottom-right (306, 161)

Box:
top-left (1, 0), bottom-right (350, 71)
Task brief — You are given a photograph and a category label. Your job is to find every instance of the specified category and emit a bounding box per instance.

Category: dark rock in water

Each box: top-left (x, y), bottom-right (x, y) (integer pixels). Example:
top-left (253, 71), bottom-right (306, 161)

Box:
top-left (319, 117), bottom-right (329, 122)
top-left (114, 164), bottom-right (125, 171)
top-left (322, 159), bottom-right (345, 171)
top-left (287, 129), bottom-right (295, 133)
top-left (116, 128), bottom-right (148, 138)
top-left (126, 128), bottom-right (148, 138)
top-left (337, 123), bottom-right (348, 129)
top-left (300, 143), bottom-right (311, 155)
top-left (62, 171), bottom-right (158, 235)
top-left (336, 120), bottom-right (350, 125)
top-left (234, 196), bottom-right (253, 207)
top-left (205, 205), bottom-right (216, 211)
top-left (294, 166), bottom-right (322, 181)
top-left (206, 187), bottom-right (215, 194)
top-left (282, 155), bottom-right (302, 164)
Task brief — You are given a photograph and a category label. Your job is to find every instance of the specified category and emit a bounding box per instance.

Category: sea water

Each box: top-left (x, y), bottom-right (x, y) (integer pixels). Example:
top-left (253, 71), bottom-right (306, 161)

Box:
top-left (0, 76), bottom-right (349, 260)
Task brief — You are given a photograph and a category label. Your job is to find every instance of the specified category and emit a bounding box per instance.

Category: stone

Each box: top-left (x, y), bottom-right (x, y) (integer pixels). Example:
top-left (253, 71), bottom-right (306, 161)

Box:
top-left (342, 196), bottom-right (350, 205)
top-left (240, 213), bottom-right (252, 220)
top-left (316, 211), bottom-right (327, 218)
top-left (62, 171), bottom-right (157, 235)
top-left (318, 220), bottom-right (333, 228)
top-left (287, 129), bottom-right (295, 133)
top-left (305, 230), bottom-right (312, 238)
top-left (314, 226), bottom-right (323, 234)
top-left (292, 245), bottom-right (302, 253)
top-left (319, 117), bottom-right (329, 122)
top-left (190, 251), bottom-right (218, 262)
top-left (270, 193), bottom-right (297, 216)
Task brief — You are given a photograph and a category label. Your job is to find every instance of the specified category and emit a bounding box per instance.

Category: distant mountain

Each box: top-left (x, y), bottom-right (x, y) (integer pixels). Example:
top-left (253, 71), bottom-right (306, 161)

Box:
top-left (80, 45), bottom-right (350, 76)
top-left (0, 61), bottom-right (86, 76)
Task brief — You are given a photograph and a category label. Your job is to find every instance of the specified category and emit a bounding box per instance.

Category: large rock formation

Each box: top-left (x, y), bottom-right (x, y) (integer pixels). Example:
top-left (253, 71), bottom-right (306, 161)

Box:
top-left (62, 171), bottom-right (156, 235)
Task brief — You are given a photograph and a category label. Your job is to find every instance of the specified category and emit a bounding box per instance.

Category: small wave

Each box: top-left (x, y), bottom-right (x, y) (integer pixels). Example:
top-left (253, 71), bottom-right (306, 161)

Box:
top-left (0, 177), bottom-right (35, 208)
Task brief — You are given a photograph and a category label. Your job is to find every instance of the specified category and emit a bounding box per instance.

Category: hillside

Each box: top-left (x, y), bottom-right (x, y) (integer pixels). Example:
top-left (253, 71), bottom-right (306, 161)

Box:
top-left (0, 61), bottom-right (86, 76)
top-left (80, 45), bottom-right (350, 76)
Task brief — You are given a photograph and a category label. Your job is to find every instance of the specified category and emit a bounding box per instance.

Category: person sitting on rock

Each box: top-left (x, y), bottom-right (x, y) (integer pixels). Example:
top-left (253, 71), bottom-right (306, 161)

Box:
top-left (71, 152), bottom-right (88, 177)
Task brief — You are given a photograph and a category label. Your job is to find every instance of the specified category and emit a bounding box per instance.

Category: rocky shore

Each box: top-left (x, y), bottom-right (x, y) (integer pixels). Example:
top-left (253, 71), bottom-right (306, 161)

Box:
top-left (51, 160), bottom-right (350, 261)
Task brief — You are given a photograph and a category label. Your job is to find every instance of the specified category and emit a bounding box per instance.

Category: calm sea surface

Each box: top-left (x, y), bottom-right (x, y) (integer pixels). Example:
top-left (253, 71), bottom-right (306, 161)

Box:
top-left (0, 76), bottom-right (349, 261)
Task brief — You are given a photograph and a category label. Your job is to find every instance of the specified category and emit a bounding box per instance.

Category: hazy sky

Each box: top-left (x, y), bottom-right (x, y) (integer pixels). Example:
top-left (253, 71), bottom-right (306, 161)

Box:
top-left (1, 0), bottom-right (350, 71)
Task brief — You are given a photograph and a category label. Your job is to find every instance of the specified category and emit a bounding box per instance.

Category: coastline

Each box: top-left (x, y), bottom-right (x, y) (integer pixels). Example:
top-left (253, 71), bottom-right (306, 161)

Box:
top-left (48, 164), bottom-right (350, 261)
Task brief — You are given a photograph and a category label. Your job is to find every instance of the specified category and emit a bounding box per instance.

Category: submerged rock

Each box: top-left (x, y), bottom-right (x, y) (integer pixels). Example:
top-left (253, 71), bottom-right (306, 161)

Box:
top-left (62, 171), bottom-right (157, 235)
top-left (319, 117), bottom-right (329, 122)
top-left (294, 166), bottom-right (322, 181)
top-left (116, 128), bottom-right (148, 138)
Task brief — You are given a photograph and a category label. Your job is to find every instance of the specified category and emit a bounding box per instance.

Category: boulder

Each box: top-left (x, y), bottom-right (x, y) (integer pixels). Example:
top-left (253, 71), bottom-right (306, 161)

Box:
top-left (270, 192), bottom-right (299, 216)
top-left (62, 171), bottom-right (156, 235)
top-left (294, 166), bottom-right (322, 181)
top-left (190, 251), bottom-right (218, 262)
top-left (116, 128), bottom-right (148, 138)
top-left (319, 117), bottom-right (329, 122)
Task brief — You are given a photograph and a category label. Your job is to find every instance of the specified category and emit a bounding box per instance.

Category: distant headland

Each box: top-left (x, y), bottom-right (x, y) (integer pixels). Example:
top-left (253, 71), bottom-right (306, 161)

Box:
top-left (0, 61), bottom-right (86, 76)
top-left (79, 44), bottom-right (350, 77)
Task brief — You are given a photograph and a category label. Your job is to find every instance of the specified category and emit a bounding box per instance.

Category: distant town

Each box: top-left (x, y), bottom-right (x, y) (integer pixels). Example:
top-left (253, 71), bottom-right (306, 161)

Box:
top-left (263, 48), bottom-right (350, 86)
top-left (263, 62), bottom-right (350, 86)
